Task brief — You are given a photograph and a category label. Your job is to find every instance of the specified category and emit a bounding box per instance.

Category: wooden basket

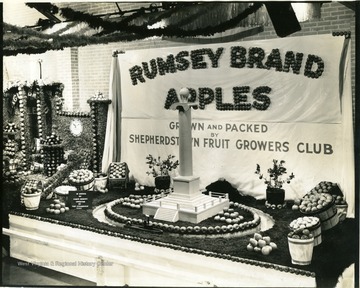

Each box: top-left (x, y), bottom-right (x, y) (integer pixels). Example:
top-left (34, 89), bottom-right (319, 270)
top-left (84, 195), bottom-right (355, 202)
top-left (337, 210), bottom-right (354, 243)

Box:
top-left (314, 201), bottom-right (338, 231)
top-left (20, 180), bottom-right (43, 210)
top-left (301, 199), bottom-right (338, 231)
top-left (309, 221), bottom-right (322, 246)
top-left (288, 237), bottom-right (314, 265)
top-left (336, 203), bottom-right (348, 222)
top-left (107, 162), bottom-right (129, 190)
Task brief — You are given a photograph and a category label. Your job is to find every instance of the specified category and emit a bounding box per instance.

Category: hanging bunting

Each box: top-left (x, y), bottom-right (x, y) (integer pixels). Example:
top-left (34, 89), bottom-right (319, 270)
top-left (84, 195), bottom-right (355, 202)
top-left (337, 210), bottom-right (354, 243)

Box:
top-left (3, 3), bottom-right (264, 56)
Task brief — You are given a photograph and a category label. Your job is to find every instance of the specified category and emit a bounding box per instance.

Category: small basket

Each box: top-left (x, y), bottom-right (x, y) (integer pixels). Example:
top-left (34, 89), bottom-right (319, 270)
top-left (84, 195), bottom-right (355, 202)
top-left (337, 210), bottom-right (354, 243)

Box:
top-left (21, 180), bottom-right (43, 210)
top-left (108, 162), bottom-right (129, 190)
top-left (336, 203), bottom-right (348, 222)
top-left (288, 236), bottom-right (315, 265)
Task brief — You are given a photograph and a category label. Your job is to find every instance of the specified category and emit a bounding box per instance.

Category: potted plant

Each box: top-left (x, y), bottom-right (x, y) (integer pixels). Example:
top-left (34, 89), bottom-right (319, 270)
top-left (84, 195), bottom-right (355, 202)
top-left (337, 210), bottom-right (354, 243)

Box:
top-left (146, 154), bottom-right (179, 191)
top-left (255, 159), bottom-right (295, 208)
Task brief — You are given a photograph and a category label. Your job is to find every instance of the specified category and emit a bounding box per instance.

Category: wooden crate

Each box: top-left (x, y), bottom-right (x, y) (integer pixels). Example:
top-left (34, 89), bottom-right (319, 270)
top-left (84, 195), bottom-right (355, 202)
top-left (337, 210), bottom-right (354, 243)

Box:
top-left (107, 162), bottom-right (129, 190)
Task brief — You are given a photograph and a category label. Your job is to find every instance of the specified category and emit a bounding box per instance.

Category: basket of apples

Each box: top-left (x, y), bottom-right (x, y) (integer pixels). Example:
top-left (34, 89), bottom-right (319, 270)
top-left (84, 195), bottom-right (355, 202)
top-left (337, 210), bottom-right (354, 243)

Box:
top-left (289, 216), bottom-right (321, 246)
top-left (68, 169), bottom-right (94, 190)
top-left (21, 180), bottom-right (43, 210)
top-left (287, 228), bottom-right (314, 265)
top-left (334, 195), bottom-right (348, 222)
top-left (299, 187), bottom-right (338, 231)
top-left (108, 162), bottom-right (129, 189)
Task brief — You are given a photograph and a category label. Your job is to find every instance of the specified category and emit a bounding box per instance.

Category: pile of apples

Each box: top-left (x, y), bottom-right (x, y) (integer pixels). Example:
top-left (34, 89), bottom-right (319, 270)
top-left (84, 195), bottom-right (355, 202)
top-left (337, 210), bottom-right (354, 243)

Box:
top-left (109, 162), bottom-right (128, 179)
top-left (314, 181), bottom-right (339, 194)
top-left (289, 216), bottom-right (319, 231)
top-left (22, 187), bottom-right (42, 195)
top-left (299, 191), bottom-right (333, 214)
top-left (246, 233), bottom-right (278, 255)
top-left (288, 228), bottom-right (314, 240)
top-left (22, 180), bottom-right (42, 194)
top-left (68, 169), bottom-right (94, 184)
top-left (45, 199), bottom-right (70, 215)
top-left (91, 91), bottom-right (106, 100)
top-left (334, 195), bottom-right (347, 205)
top-left (214, 207), bottom-right (244, 224)
top-left (43, 132), bottom-right (62, 146)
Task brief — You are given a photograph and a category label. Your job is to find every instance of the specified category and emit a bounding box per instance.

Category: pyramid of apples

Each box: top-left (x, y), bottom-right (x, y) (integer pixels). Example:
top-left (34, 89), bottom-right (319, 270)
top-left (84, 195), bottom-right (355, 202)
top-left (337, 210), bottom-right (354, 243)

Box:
top-left (246, 232), bottom-right (278, 255)
top-left (46, 199), bottom-right (70, 215)
top-left (214, 207), bottom-right (244, 224)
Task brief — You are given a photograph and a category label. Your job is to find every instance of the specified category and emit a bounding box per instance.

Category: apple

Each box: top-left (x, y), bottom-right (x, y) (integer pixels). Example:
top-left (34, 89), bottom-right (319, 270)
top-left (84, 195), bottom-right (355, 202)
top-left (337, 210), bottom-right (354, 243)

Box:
top-left (261, 246), bottom-right (272, 255)
top-left (263, 236), bottom-right (271, 244)
top-left (269, 242), bottom-right (277, 250)
top-left (292, 204), bottom-right (299, 210)
top-left (247, 243), bottom-right (254, 252)
top-left (249, 238), bottom-right (258, 247)
top-left (254, 233), bottom-right (262, 241)
top-left (257, 239), bottom-right (266, 248)
top-left (254, 247), bottom-right (261, 253)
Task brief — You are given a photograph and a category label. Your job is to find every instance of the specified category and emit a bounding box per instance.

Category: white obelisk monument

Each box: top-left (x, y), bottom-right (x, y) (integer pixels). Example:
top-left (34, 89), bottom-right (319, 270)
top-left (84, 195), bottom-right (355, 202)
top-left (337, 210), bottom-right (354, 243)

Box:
top-left (169, 88), bottom-right (200, 199)
top-left (142, 88), bottom-right (229, 223)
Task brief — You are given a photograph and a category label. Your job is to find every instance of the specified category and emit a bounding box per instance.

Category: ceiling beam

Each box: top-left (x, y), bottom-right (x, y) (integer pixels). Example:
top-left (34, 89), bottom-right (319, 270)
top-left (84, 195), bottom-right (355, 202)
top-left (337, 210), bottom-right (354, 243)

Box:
top-left (339, 2), bottom-right (356, 11)
top-left (26, 3), bottom-right (62, 23)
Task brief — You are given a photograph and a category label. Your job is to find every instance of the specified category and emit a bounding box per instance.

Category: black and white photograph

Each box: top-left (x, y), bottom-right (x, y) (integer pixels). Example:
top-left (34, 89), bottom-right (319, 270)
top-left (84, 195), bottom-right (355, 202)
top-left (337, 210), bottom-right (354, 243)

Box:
top-left (1, 1), bottom-right (359, 287)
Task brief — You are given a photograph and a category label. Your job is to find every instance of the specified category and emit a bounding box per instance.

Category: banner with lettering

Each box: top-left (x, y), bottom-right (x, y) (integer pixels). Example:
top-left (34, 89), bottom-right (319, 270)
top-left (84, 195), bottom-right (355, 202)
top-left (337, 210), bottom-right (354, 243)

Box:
top-left (115, 34), bottom-right (354, 213)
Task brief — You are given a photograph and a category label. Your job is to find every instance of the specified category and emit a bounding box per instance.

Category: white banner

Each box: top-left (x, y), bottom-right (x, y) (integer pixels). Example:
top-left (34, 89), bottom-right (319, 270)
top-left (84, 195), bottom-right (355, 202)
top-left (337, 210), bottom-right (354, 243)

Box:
top-left (116, 35), bottom-right (353, 207)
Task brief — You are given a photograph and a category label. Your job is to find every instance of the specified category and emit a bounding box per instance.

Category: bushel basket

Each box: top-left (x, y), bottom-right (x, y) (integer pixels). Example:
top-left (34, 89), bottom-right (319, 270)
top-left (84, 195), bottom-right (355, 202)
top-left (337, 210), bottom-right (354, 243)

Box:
top-left (301, 199), bottom-right (338, 231)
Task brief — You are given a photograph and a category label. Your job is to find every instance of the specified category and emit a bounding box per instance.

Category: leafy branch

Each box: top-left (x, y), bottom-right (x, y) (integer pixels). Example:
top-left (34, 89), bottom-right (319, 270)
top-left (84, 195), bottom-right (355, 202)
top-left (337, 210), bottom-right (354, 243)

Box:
top-left (255, 159), bottom-right (295, 189)
top-left (146, 154), bottom-right (179, 177)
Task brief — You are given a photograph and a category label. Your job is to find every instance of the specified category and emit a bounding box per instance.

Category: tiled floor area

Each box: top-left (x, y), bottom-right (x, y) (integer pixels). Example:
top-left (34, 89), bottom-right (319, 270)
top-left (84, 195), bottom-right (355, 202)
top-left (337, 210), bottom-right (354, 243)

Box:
top-left (2, 255), bottom-right (95, 286)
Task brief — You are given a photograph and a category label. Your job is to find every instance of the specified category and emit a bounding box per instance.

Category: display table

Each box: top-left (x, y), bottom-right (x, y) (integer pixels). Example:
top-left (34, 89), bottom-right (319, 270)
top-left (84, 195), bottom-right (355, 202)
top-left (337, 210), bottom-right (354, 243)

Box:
top-left (4, 213), bottom-right (316, 287)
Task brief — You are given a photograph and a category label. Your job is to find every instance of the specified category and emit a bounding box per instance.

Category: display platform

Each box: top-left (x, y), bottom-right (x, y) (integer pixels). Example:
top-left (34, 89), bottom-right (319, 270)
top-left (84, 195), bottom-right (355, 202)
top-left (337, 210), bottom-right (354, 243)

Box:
top-left (2, 189), bottom-right (356, 287)
top-left (4, 213), bottom-right (316, 287)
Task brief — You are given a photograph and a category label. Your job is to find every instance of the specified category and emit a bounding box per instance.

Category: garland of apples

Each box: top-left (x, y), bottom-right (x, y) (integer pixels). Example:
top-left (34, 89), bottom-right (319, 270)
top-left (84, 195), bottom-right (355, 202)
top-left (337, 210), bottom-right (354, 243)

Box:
top-left (36, 84), bottom-right (44, 140)
top-left (17, 85), bottom-right (30, 173)
top-left (88, 93), bottom-right (111, 174)
top-left (105, 199), bottom-right (261, 235)
top-left (90, 101), bottom-right (99, 173)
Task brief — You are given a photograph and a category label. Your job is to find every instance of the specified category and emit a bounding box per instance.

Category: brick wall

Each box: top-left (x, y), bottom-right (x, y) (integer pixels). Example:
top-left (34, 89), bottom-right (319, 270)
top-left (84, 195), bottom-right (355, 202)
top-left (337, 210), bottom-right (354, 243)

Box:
top-left (3, 48), bottom-right (74, 111)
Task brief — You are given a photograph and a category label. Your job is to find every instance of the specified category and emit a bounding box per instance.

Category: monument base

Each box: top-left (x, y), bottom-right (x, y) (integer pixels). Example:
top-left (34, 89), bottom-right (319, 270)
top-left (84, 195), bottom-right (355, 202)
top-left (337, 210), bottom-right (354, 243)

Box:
top-left (143, 176), bottom-right (229, 224)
